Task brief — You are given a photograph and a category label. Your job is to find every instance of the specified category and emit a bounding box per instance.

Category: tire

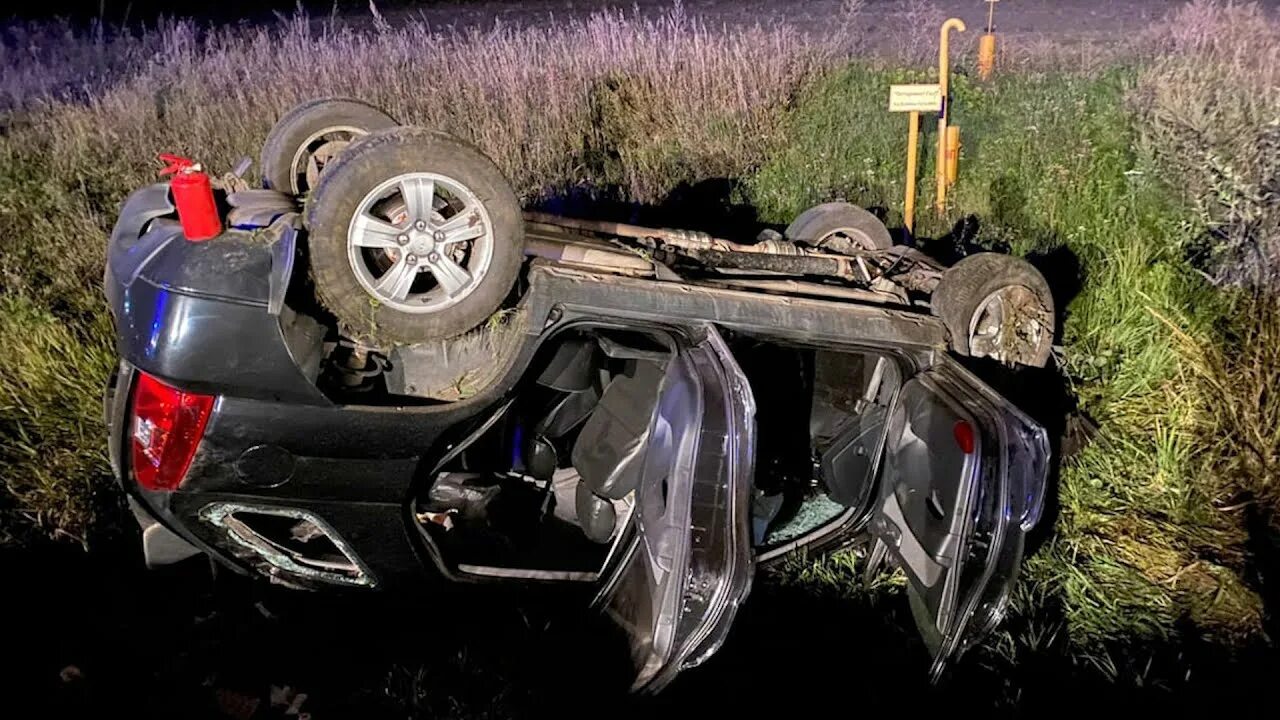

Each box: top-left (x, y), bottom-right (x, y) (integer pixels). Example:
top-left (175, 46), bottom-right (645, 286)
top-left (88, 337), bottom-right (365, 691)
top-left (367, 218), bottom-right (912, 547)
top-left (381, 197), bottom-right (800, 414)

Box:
top-left (260, 98), bottom-right (399, 196)
top-left (784, 202), bottom-right (893, 252)
top-left (931, 253), bottom-right (1055, 367)
top-left (304, 126), bottom-right (524, 345)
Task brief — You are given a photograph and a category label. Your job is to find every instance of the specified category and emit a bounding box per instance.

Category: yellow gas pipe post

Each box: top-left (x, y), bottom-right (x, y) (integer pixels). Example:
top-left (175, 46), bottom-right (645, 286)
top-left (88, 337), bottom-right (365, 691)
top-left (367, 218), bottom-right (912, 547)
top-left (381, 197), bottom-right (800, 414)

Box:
top-left (904, 110), bottom-right (920, 232)
top-left (936, 18), bottom-right (965, 214)
top-left (945, 125), bottom-right (961, 185)
top-left (978, 0), bottom-right (998, 80)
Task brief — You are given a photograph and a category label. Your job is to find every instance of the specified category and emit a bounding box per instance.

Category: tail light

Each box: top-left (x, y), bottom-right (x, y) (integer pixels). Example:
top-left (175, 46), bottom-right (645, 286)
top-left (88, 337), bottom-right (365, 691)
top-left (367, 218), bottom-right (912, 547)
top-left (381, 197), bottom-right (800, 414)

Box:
top-left (130, 372), bottom-right (215, 491)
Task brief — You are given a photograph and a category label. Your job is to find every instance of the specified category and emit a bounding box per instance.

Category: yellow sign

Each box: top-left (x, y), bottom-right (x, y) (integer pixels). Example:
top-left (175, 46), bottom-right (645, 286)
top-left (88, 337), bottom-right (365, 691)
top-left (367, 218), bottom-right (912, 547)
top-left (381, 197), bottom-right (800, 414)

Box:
top-left (889, 84), bottom-right (942, 113)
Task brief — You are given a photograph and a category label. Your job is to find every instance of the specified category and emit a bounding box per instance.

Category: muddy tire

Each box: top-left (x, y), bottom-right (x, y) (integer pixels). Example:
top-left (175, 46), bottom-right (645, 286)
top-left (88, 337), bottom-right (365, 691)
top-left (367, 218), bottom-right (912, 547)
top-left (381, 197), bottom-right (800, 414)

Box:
top-left (932, 253), bottom-right (1055, 367)
top-left (784, 202), bottom-right (893, 252)
top-left (260, 98), bottom-right (399, 196)
top-left (305, 126), bottom-right (524, 345)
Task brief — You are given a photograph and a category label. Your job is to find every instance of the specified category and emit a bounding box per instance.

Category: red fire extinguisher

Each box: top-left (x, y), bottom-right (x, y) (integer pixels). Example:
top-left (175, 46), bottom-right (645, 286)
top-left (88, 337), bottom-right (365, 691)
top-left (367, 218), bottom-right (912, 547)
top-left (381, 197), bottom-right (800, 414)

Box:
top-left (158, 153), bottom-right (222, 241)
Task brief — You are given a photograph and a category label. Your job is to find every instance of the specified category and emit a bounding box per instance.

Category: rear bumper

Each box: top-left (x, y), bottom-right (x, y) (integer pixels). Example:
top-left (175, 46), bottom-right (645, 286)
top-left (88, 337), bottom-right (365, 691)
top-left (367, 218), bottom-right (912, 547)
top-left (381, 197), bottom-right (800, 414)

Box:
top-left (126, 496), bottom-right (201, 567)
top-left (107, 360), bottom-right (215, 569)
top-left (105, 359), bottom-right (436, 590)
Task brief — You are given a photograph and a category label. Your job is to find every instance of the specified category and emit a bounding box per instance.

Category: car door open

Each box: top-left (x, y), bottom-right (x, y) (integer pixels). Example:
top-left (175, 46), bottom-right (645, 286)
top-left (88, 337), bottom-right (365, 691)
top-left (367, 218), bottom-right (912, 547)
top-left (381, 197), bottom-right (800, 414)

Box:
top-left (863, 356), bottom-right (1049, 679)
top-left (595, 326), bottom-right (756, 694)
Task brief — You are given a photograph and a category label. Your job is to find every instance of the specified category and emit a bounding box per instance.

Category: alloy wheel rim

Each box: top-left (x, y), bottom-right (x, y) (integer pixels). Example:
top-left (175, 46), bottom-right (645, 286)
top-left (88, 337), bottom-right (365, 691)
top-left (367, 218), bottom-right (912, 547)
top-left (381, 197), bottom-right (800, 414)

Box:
top-left (289, 125), bottom-right (368, 195)
top-left (345, 171), bottom-right (494, 314)
top-left (967, 285), bottom-right (1050, 365)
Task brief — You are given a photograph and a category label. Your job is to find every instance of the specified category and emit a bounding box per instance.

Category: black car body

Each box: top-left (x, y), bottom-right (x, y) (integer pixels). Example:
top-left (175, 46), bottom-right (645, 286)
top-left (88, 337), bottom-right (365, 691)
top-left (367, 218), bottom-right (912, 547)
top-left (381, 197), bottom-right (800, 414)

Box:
top-left (104, 181), bottom-right (1049, 691)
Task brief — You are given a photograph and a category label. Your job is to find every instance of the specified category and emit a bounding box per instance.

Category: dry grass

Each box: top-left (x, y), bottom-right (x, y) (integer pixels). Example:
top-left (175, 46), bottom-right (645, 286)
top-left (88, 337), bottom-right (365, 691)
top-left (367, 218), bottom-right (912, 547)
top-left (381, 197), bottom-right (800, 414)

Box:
top-left (0, 19), bottom-right (162, 111)
top-left (1134, 0), bottom-right (1280, 290)
top-left (1165, 296), bottom-right (1280, 521)
top-left (3, 7), bottom-right (832, 205)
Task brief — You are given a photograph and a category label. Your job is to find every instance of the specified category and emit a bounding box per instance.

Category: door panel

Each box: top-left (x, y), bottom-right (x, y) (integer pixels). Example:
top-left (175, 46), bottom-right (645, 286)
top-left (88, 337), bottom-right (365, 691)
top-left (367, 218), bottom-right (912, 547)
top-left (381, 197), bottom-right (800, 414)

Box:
top-left (865, 356), bottom-right (1048, 678)
top-left (872, 374), bottom-right (980, 635)
top-left (817, 355), bottom-right (900, 512)
top-left (597, 327), bottom-right (756, 693)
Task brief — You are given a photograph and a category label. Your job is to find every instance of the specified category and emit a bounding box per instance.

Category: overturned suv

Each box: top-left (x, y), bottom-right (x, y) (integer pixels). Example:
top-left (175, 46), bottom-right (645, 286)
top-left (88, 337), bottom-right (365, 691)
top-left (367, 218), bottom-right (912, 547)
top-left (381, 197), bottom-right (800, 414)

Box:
top-left (104, 99), bottom-right (1052, 692)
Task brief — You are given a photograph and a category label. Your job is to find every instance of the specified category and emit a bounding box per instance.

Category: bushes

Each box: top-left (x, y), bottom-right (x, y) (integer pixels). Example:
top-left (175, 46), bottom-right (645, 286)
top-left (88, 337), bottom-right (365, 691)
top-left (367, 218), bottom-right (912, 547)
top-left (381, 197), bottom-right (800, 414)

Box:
top-left (1134, 0), bottom-right (1280, 540)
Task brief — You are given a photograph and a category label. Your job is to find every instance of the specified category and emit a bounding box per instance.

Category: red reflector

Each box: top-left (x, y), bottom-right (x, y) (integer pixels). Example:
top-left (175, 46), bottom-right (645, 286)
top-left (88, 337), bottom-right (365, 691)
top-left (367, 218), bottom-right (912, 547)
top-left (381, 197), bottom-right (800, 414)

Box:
top-left (130, 373), bottom-right (214, 491)
top-left (953, 420), bottom-right (976, 455)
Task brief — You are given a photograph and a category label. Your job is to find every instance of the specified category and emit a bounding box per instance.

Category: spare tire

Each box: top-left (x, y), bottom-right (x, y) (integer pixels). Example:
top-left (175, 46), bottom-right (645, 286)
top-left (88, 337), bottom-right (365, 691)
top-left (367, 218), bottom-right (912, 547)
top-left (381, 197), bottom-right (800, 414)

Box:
top-left (784, 202), bottom-right (893, 253)
top-left (931, 253), bottom-right (1055, 367)
top-left (260, 98), bottom-right (399, 196)
top-left (304, 126), bottom-right (524, 345)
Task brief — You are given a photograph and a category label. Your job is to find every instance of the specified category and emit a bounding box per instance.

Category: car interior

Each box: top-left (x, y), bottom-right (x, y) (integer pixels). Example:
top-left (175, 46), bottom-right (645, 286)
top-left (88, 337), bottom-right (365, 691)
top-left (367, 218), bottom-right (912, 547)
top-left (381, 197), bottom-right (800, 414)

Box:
top-left (409, 322), bottom-right (903, 581)
top-left (413, 327), bottom-right (676, 581)
top-left (734, 337), bottom-right (902, 559)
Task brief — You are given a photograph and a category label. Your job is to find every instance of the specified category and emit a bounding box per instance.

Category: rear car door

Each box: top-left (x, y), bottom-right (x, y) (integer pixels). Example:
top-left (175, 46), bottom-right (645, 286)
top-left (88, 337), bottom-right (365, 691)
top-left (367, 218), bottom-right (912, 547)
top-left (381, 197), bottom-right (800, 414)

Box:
top-left (862, 355), bottom-right (1049, 678)
top-left (594, 326), bottom-right (756, 694)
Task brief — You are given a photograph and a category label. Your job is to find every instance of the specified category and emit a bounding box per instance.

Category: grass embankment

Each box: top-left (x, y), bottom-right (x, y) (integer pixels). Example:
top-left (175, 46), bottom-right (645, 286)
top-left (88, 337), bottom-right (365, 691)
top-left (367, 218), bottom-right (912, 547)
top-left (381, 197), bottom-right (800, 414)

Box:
top-left (1, 0), bottom-right (1277, 693)
top-left (761, 62), bottom-right (1265, 669)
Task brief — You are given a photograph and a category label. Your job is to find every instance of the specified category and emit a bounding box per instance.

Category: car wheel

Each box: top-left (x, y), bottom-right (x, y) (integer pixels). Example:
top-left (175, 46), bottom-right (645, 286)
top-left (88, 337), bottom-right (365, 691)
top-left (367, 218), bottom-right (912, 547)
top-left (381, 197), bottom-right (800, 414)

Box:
top-left (260, 98), bottom-right (399, 196)
top-left (931, 252), bottom-right (1055, 367)
top-left (784, 202), bottom-right (893, 253)
top-left (304, 126), bottom-right (524, 345)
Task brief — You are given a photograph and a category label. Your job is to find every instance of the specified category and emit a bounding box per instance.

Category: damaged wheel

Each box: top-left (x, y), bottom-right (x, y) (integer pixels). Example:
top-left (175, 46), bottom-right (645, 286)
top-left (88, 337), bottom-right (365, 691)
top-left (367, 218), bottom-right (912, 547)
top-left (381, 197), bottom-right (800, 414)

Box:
top-left (785, 202), bottom-right (893, 253)
top-left (260, 98), bottom-right (399, 195)
top-left (932, 253), bottom-right (1055, 367)
top-left (305, 126), bottom-right (524, 345)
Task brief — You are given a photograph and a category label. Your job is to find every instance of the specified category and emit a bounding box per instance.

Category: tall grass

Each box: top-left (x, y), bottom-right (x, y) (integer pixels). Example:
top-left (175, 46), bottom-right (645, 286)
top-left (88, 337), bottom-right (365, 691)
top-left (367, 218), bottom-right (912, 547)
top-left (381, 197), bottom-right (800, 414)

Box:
top-left (0, 19), bottom-right (163, 110)
top-left (1, 0), bottom-right (1277, 689)
top-left (1134, 2), bottom-right (1280, 542)
top-left (1135, 0), bottom-right (1280, 290)
top-left (5, 8), bottom-right (831, 202)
